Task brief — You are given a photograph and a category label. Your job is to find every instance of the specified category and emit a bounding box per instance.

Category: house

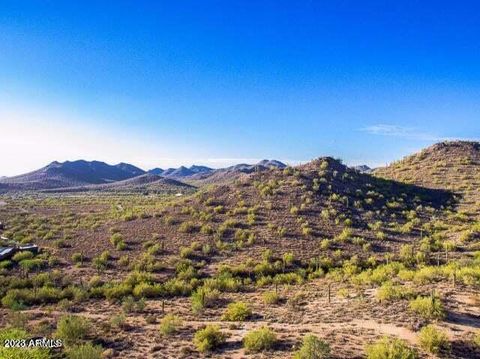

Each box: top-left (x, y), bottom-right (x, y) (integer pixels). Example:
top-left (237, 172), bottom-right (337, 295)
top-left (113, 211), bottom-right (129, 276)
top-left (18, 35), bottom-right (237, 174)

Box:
top-left (0, 247), bottom-right (15, 261)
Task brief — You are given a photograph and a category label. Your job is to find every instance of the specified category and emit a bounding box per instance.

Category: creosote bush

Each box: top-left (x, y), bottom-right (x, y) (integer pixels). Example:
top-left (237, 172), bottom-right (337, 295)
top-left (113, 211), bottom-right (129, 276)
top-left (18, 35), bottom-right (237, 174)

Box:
top-left (193, 325), bottom-right (227, 353)
top-left (66, 343), bottom-right (103, 359)
top-left (365, 337), bottom-right (417, 359)
top-left (263, 291), bottom-right (281, 305)
top-left (191, 287), bottom-right (221, 313)
top-left (222, 301), bottom-right (252, 321)
top-left (294, 334), bottom-right (331, 359)
top-left (409, 295), bottom-right (445, 320)
top-left (243, 326), bottom-right (277, 353)
top-left (55, 315), bottom-right (90, 346)
top-left (159, 314), bottom-right (183, 336)
top-left (418, 325), bottom-right (449, 354)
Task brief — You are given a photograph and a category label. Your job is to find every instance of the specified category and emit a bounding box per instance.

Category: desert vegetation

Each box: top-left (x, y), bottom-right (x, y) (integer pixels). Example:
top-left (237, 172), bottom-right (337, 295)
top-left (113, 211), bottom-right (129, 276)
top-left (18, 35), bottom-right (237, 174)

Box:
top-left (0, 142), bottom-right (479, 357)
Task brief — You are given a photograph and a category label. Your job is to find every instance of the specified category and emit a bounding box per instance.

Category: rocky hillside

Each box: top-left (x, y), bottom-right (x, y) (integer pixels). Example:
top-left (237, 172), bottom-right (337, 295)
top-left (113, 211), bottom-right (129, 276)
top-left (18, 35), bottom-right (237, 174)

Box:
top-left (374, 141), bottom-right (480, 215)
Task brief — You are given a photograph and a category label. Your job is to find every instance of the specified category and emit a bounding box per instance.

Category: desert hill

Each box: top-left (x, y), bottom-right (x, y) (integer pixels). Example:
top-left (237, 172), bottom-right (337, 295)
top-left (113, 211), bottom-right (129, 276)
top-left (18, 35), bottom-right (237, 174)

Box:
top-left (159, 157), bottom-right (453, 262)
top-left (0, 160), bottom-right (146, 190)
top-left (43, 173), bottom-right (195, 194)
top-left (186, 159), bottom-right (287, 185)
top-left (374, 141), bottom-right (480, 214)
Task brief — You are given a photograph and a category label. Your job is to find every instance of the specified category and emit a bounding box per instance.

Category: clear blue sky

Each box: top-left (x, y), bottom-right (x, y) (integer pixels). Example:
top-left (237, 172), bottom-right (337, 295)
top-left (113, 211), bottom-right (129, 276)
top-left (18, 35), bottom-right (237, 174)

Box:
top-left (1, 1), bottom-right (479, 175)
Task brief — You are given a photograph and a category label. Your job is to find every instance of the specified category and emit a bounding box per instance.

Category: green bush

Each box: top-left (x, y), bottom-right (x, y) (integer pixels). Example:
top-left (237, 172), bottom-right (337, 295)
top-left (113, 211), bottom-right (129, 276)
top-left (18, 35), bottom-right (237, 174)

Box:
top-left (418, 325), bottom-right (449, 354)
top-left (376, 282), bottom-right (414, 302)
top-left (71, 253), bottom-right (83, 264)
top-left (104, 283), bottom-right (132, 301)
top-left (409, 296), bottom-right (445, 320)
top-left (0, 327), bottom-right (50, 359)
top-left (132, 282), bottom-right (162, 298)
top-left (365, 337), bottom-right (417, 359)
top-left (55, 315), bottom-right (90, 346)
top-left (191, 286), bottom-right (220, 313)
top-left (19, 259), bottom-right (46, 272)
top-left (243, 326), bottom-right (277, 353)
top-left (66, 343), bottom-right (103, 359)
top-left (180, 247), bottom-right (194, 259)
top-left (294, 334), bottom-right (331, 359)
top-left (222, 302), bottom-right (252, 321)
top-left (262, 291), bottom-right (281, 305)
top-left (159, 314), bottom-right (183, 336)
top-left (474, 331), bottom-right (480, 347)
top-left (193, 324), bottom-right (226, 353)
top-left (110, 233), bottom-right (123, 247)
top-left (110, 314), bottom-right (126, 329)
top-left (179, 221), bottom-right (198, 233)
top-left (12, 251), bottom-right (34, 262)
top-left (121, 296), bottom-right (145, 313)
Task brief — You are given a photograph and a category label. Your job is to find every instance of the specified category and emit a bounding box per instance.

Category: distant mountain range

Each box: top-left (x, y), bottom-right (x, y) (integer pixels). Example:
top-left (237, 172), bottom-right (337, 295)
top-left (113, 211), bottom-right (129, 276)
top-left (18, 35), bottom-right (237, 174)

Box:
top-left (0, 159), bottom-right (287, 192)
top-left (0, 160), bottom-right (145, 191)
top-left (353, 165), bottom-right (372, 173)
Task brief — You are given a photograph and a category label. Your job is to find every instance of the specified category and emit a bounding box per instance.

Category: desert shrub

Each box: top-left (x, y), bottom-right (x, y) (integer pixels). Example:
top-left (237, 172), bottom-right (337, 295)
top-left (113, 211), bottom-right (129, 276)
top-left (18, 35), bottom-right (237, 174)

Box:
top-left (273, 272), bottom-right (304, 285)
top-left (409, 296), bottom-right (445, 320)
top-left (191, 286), bottom-right (221, 313)
top-left (118, 255), bottom-right (129, 267)
top-left (0, 260), bottom-right (12, 269)
top-left (399, 244), bottom-right (415, 266)
top-left (474, 331), bottom-right (480, 347)
top-left (163, 278), bottom-right (194, 296)
top-left (262, 291), bottom-right (281, 305)
top-left (418, 325), bottom-right (449, 354)
top-left (132, 282), bottom-right (162, 298)
top-left (180, 247), bottom-right (194, 259)
top-left (12, 251), bottom-right (34, 262)
top-left (104, 283), bottom-right (132, 301)
top-left (55, 315), bottom-right (90, 346)
top-left (222, 301), bottom-right (252, 321)
top-left (294, 334), bottom-right (331, 359)
top-left (193, 324), bottom-right (226, 353)
top-left (412, 266), bottom-right (445, 284)
top-left (110, 314), bottom-right (127, 329)
top-left (243, 326), bottom-right (277, 353)
top-left (376, 282), bottom-right (414, 302)
top-left (116, 240), bottom-right (127, 250)
top-left (110, 233), bottom-right (123, 247)
top-left (122, 296), bottom-right (145, 313)
top-left (203, 274), bottom-right (242, 292)
top-left (159, 314), bottom-right (183, 336)
top-left (179, 221), bottom-right (198, 233)
top-left (71, 253), bottom-right (83, 264)
top-left (202, 244), bottom-right (212, 255)
top-left (0, 327), bottom-right (50, 359)
top-left (287, 292), bottom-right (306, 310)
top-left (365, 337), bottom-right (417, 359)
top-left (19, 259), bottom-right (46, 272)
top-left (92, 255), bottom-right (108, 271)
top-left (66, 343), bottom-right (103, 359)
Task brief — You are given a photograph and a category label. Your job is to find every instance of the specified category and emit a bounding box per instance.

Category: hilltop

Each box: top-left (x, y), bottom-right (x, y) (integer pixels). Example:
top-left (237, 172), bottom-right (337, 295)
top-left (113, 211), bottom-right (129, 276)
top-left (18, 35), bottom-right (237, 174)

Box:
top-left (374, 141), bottom-right (480, 214)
